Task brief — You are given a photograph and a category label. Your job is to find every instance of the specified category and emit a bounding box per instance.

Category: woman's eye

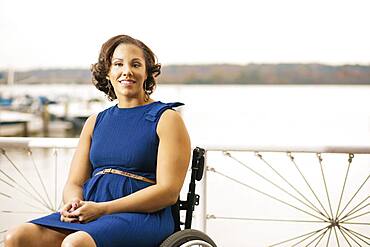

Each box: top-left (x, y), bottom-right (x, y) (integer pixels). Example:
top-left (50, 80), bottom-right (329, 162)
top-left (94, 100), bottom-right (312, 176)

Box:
top-left (133, 63), bottom-right (141, 68)
top-left (114, 63), bottom-right (123, 67)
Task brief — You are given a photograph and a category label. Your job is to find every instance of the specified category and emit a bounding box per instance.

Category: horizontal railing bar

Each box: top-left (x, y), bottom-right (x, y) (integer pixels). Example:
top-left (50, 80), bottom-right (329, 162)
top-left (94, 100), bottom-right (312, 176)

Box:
top-left (1, 138), bottom-right (370, 153)
top-left (0, 137), bottom-right (78, 148)
top-left (202, 144), bottom-right (370, 154)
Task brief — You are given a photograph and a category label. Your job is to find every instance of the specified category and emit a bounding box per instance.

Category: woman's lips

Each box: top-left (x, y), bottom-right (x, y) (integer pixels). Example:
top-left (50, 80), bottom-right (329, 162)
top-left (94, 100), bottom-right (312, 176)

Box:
top-left (118, 79), bottom-right (135, 86)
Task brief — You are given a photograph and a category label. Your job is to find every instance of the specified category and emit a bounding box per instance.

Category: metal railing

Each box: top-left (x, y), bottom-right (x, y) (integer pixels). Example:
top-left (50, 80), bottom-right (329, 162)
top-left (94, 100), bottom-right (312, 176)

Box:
top-left (201, 145), bottom-right (370, 246)
top-left (0, 137), bottom-right (369, 246)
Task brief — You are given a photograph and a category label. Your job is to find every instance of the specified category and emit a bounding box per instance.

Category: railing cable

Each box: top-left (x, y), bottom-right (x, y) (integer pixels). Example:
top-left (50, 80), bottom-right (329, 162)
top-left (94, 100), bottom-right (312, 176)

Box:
top-left (340, 226), bottom-right (364, 247)
top-left (0, 148), bottom-right (52, 210)
top-left (207, 167), bottom-right (329, 222)
top-left (334, 153), bottom-right (354, 220)
top-left (257, 151), bottom-right (329, 219)
top-left (291, 226), bottom-right (328, 247)
top-left (1, 210), bottom-right (47, 214)
top-left (207, 215), bottom-right (326, 224)
top-left (339, 196), bottom-right (369, 222)
top-left (340, 210), bottom-right (370, 223)
top-left (340, 202), bottom-right (369, 223)
top-left (267, 225), bottom-right (328, 247)
top-left (340, 225), bottom-right (370, 245)
top-left (325, 227), bottom-right (332, 247)
top-left (288, 152), bottom-right (331, 219)
top-left (0, 190), bottom-right (47, 212)
top-left (337, 225), bottom-right (353, 247)
top-left (337, 174), bottom-right (370, 220)
top-left (54, 148), bottom-right (58, 211)
top-left (0, 170), bottom-right (51, 211)
top-left (333, 225), bottom-right (340, 247)
top-left (223, 151), bottom-right (328, 221)
top-left (312, 228), bottom-right (330, 247)
top-left (317, 153), bottom-right (335, 221)
top-left (28, 148), bottom-right (54, 209)
top-left (316, 153), bottom-right (336, 222)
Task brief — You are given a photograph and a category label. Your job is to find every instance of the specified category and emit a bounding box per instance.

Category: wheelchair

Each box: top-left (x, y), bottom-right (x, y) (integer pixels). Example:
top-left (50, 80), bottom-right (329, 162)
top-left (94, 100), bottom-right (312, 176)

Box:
top-left (160, 147), bottom-right (217, 247)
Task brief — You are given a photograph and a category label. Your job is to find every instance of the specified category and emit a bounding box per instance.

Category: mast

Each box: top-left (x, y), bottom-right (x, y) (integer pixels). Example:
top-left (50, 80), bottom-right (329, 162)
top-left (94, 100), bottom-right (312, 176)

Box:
top-left (7, 67), bottom-right (14, 85)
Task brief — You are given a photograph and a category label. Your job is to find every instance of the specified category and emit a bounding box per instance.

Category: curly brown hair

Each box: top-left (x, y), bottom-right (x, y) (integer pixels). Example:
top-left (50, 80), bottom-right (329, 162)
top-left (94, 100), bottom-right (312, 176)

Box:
top-left (91, 35), bottom-right (161, 101)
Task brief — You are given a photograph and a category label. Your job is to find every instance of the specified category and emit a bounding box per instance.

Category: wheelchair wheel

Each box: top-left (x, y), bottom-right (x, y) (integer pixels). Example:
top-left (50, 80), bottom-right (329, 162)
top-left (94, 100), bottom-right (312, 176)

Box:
top-left (160, 229), bottom-right (217, 247)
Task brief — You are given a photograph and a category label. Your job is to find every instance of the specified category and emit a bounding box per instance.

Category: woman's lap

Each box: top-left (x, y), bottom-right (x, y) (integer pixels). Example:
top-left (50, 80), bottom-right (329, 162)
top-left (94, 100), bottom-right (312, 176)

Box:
top-left (31, 209), bottom-right (174, 247)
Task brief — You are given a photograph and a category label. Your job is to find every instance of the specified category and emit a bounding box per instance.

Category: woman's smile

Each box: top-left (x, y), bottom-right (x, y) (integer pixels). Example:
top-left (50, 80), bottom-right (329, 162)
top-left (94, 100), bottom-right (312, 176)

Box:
top-left (108, 43), bottom-right (147, 99)
top-left (118, 79), bottom-right (136, 86)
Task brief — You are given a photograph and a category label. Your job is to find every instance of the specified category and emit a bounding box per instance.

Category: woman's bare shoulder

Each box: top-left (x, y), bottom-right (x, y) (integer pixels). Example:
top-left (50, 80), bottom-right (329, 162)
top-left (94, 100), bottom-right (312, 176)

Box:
top-left (158, 109), bottom-right (182, 126)
top-left (81, 114), bottom-right (98, 138)
top-left (157, 109), bottom-right (187, 137)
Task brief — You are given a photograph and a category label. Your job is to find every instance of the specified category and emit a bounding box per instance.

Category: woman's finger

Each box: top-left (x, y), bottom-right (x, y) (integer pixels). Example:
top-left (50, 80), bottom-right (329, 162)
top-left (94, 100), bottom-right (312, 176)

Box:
top-left (61, 209), bottom-right (80, 219)
top-left (60, 214), bottom-right (78, 223)
top-left (58, 202), bottom-right (72, 213)
top-left (69, 209), bottom-right (81, 218)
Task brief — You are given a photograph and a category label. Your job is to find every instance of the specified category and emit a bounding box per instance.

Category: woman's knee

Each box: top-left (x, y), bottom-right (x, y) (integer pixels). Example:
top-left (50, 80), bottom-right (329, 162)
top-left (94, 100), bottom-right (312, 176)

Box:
top-left (61, 231), bottom-right (96, 247)
top-left (4, 223), bottom-right (35, 246)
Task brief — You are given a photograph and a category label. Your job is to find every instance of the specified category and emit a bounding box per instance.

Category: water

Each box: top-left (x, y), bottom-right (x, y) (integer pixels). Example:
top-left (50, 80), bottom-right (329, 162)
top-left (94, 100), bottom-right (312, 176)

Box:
top-left (1, 84), bottom-right (370, 145)
top-left (1, 84), bottom-right (370, 246)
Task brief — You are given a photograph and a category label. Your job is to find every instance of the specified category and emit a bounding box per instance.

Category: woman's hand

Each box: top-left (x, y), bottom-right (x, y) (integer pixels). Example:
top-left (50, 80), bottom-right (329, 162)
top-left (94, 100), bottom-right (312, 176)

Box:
top-left (64, 201), bottom-right (106, 223)
top-left (59, 198), bottom-right (82, 223)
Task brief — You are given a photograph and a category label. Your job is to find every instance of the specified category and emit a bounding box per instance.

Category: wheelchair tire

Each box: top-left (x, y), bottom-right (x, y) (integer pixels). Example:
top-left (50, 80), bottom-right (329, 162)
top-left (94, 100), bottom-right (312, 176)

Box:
top-left (160, 229), bottom-right (217, 247)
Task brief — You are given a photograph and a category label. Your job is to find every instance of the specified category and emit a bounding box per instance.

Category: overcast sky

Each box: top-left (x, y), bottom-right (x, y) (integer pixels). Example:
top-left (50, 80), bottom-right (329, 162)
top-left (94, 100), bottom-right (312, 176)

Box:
top-left (0, 0), bottom-right (369, 70)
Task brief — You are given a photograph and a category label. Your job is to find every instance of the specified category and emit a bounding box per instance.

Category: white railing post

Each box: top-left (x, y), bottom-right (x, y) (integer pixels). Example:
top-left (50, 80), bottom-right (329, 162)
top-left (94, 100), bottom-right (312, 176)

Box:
top-left (197, 149), bottom-right (208, 233)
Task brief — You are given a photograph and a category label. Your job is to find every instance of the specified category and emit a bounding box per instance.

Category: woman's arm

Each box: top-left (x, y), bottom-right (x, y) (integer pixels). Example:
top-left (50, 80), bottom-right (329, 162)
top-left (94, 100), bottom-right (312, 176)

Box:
top-left (69, 109), bottom-right (191, 221)
top-left (62, 114), bottom-right (96, 205)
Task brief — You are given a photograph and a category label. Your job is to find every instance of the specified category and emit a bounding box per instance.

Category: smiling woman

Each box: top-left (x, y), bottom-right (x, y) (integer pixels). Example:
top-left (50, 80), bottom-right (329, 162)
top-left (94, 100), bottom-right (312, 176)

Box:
top-left (91, 35), bottom-right (161, 104)
top-left (4, 35), bottom-right (191, 247)
top-left (108, 44), bottom-right (149, 103)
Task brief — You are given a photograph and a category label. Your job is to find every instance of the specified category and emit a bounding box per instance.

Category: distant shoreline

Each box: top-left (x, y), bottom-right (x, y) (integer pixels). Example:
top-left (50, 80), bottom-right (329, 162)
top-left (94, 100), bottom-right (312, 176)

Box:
top-left (1, 63), bottom-right (370, 85)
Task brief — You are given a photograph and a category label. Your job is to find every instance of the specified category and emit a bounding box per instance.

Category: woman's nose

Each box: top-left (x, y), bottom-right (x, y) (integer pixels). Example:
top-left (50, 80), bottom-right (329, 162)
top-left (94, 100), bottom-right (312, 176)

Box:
top-left (122, 65), bottom-right (133, 76)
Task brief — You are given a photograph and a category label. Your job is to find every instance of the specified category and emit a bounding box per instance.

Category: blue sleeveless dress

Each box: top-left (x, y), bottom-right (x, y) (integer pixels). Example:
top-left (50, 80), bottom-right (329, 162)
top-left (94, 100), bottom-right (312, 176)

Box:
top-left (30, 101), bottom-right (184, 247)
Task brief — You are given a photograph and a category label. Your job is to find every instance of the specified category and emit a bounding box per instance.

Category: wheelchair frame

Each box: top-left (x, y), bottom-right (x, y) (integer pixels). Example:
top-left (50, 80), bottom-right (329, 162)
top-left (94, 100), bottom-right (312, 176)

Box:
top-left (160, 147), bottom-right (217, 247)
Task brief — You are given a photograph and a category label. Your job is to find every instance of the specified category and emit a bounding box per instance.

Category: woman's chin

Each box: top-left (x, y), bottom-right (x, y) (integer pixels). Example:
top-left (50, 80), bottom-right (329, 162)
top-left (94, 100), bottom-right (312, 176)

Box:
top-left (116, 90), bottom-right (140, 99)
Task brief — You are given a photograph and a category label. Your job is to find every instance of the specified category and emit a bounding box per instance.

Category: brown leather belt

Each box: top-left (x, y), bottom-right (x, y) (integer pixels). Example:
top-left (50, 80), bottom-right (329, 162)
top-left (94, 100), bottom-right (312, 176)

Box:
top-left (95, 168), bottom-right (155, 184)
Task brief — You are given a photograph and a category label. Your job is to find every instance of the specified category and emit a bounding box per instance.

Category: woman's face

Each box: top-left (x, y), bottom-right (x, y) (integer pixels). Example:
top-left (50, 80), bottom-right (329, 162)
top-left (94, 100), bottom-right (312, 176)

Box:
top-left (108, 43), bottom-right (147, 100)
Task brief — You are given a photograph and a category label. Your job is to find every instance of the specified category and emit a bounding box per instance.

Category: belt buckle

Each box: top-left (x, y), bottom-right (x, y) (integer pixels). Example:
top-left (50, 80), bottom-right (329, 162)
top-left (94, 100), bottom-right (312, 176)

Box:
top-left (104, 168), bottom-right (113, 174)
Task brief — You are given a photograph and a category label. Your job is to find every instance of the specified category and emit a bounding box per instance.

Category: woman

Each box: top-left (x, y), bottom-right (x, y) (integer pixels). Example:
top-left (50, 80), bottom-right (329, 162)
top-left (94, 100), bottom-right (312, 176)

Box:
top-left (5, 34), bottom-right (191, 247)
